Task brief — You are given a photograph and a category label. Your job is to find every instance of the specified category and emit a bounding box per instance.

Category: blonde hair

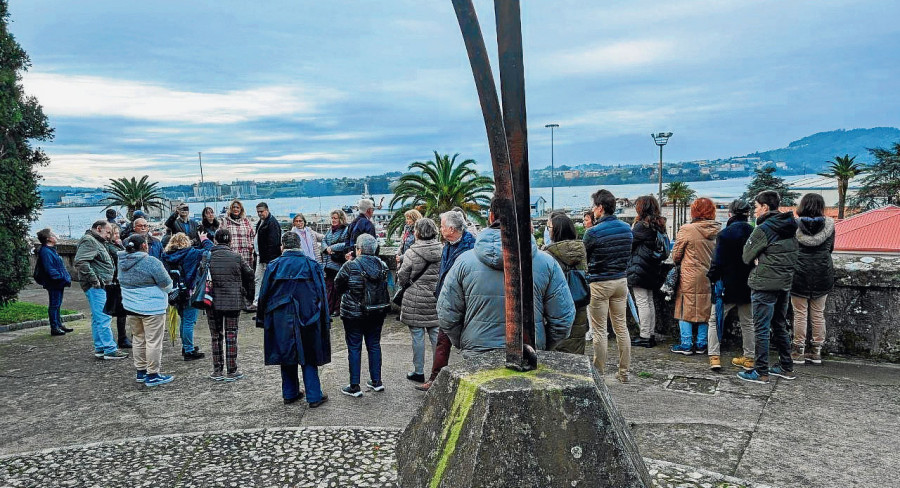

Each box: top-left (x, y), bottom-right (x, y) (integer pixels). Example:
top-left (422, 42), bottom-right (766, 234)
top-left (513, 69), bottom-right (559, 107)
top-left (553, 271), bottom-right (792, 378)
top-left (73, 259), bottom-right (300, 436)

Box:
top-left (165, 232), bottom-right (191, 253)
top-left (330, 208), bottom-right (347, 226)
top-left (404, 209), bottom-right (423, 223)
top-left (228, 199), bottom-right (246, 219)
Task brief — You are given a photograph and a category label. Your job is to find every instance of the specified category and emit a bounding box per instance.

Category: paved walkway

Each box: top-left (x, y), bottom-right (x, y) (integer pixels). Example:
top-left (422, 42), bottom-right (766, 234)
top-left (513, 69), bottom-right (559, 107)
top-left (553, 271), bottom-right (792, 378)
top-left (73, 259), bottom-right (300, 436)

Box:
top-left (2, 285), bottom-right (898, 487)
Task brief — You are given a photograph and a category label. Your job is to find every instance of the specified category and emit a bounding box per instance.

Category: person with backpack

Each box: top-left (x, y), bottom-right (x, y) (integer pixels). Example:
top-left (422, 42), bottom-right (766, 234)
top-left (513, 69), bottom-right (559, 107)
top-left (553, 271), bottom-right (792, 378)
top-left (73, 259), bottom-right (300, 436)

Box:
top-left (396, 218), bottom-right (442, 383)
top-left (627, 195), bottom-right (668, 349)
top-left (256, 231), bottom-right (331, 409)
top-left (706, 199), bottom-right (755, 371)
top-left (334, 233), bottom-right (390, 398)
top-left (544, 214), bottom-right (589, 354)
top-left (162, 231), bottom-right (213, 361)
top-left (34, 228), bottom-right (72, 336)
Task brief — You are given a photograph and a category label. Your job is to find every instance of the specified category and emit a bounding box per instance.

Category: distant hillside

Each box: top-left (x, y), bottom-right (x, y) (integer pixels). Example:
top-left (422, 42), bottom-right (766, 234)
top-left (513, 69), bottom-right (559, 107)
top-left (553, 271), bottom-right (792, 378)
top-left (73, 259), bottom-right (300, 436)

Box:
top-left (743, 127), bottom-right (900, 172)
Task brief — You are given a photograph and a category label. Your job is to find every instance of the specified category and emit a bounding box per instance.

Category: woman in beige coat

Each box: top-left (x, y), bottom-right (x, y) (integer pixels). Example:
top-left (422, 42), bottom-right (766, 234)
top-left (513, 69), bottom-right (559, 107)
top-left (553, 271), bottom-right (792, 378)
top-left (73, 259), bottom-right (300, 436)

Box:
top-left (397, 218), bottom-right (443, 383)
top-left (670, 198), bottom-right (721, 363)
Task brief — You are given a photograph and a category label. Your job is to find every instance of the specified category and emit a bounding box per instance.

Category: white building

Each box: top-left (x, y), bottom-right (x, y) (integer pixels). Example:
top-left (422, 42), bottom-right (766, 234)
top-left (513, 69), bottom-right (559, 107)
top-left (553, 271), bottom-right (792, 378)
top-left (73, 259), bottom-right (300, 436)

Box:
top-left (787, 175), bottom-right (863, 207)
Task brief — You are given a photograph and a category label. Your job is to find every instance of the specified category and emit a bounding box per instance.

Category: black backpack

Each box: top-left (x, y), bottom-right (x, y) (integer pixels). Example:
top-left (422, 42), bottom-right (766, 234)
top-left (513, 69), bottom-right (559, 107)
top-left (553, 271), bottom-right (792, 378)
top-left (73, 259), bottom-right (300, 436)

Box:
top-left (651, 231), bottom-right (671, 261)
top-left (358, 259), bottom-right (390, 315)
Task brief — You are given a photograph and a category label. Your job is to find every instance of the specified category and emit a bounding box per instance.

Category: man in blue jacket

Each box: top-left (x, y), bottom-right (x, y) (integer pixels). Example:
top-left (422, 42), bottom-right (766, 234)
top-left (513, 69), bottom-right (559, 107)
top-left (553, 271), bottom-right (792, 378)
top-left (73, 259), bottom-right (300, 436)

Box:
top-left (344, 199), bottom-right (378, 260)
top-left (256, 231), bottom-right (331, 409)
top-left (583, 189), bottom-right (633, 383)
top-left (35, 228), bottom-right (72, 336)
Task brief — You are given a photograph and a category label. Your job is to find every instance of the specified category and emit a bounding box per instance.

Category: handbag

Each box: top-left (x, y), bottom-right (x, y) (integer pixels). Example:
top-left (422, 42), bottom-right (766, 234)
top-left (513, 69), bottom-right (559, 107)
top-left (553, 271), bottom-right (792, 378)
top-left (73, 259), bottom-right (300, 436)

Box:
top-left (391, 251), bottom-right (432, 306)
top-left (189, 251), bottom-right (214, 310)
top-left (565, 267), bottom-right (591, 309)
top-left (102, 281), bottom-right (125, 316)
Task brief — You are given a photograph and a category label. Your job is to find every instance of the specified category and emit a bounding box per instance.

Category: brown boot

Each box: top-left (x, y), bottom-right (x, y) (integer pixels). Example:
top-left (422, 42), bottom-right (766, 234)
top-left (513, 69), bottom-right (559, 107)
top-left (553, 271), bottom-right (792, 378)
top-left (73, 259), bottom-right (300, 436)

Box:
top-left (807, 345), bottom-right (823, 364)
top-left (709, 355), bottom-right (722, 371)
top-left (791, 344), bottom-right (805, 365)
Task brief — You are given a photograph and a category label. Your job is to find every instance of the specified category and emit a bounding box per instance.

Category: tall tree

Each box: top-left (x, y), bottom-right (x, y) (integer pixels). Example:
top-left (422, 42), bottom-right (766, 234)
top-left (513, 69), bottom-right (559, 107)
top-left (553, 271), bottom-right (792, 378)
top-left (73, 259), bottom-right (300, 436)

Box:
top-left (663, 181), bottom-right (696, 236)
top-left (102, 176), bottom-right (165, 220)
top-left (0, 0), bottom-right (54, 305)
top-left (819, 154), bottom-right (864, 219)
top-left (853, 142), bottom-right (900, 210)
top-left (387, 152), bottom-right (493, 236)
top-left (743, 165), bottom-right (799, 206)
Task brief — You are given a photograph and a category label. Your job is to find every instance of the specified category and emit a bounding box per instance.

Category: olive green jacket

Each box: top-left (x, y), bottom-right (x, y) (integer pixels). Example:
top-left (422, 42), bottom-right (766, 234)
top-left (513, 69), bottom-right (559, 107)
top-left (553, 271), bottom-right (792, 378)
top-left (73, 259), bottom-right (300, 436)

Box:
top-left (742, 211), bottom-right (799, 292)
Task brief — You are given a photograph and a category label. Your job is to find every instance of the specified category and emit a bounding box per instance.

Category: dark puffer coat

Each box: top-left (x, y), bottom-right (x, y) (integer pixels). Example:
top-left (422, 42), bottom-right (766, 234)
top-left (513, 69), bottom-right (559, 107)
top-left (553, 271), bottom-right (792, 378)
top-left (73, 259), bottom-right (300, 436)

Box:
top-left (584, 215), bottom-right (633, 283)
top-left (207, 244), bottom-right (255, 311)
top-left (743, 211), bottom-right (799, 291)
top-left (707, 215), bottom-right (753, 304)
top-left (627, 220), bottom-right (667, 289)
top-left (256, 214), bottom-right (284, 264)
top-left (791, 217), bottom-right (835, 299)
top-left (334, 255), bottom-right (389, 320)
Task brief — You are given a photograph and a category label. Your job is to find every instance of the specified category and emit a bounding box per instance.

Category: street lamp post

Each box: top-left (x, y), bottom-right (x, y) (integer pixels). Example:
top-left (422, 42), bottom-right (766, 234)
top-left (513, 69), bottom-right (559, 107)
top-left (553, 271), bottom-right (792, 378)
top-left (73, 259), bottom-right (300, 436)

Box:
top-left (652, 132), bottom-right (673, 201)
top-left (545, 123), bottom-right (559, 209)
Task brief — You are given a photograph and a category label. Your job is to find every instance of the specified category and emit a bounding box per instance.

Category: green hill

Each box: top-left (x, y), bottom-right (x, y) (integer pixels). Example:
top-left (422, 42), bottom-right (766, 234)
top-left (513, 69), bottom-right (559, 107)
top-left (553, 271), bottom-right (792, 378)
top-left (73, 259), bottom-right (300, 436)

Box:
top-left (744, 127), bottom-right (900, 172)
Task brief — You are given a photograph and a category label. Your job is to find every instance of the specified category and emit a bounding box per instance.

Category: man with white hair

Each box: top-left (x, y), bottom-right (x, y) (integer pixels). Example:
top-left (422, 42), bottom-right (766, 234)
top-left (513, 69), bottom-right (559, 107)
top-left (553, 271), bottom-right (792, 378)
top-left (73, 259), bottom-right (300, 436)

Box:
top-left (344, 198), bottom-right (378, 260)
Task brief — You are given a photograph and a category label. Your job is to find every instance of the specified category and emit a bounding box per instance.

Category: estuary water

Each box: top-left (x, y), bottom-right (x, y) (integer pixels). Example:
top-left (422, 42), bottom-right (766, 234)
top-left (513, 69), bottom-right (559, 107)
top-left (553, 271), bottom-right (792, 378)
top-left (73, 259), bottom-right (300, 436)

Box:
top-left (32, 177), bottom-right (752, 237)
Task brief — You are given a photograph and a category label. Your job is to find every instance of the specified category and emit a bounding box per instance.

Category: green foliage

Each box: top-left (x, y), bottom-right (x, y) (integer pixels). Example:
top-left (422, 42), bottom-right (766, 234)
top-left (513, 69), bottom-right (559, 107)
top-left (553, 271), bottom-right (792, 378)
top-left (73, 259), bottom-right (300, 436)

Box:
top-left (102, 175), bottom-right (165, 220)
top-left (743, 166), bottom-right (799, 206)
top-left (0, 0), bottom-right (55, 306)
top-left (663, 181), bottom-right (696, 235)
top-left (819, 154), bottom-right (865, 219)
top-left (387, 152), bottom-right (494, 236)
top-left (745, 127), bottom-right (900, 172)
top-left (853, 142), bottom-right (900, 210)
top-left (0, 301), bottom-right (77, 325)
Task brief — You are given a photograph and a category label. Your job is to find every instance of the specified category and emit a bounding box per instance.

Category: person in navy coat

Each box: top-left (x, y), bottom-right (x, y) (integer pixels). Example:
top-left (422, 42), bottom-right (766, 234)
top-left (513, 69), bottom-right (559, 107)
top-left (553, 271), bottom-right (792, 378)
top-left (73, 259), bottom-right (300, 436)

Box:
top-left (35, 228), bottom-right (72, 336)
top-left (256, 231), bottom-right (331, 409)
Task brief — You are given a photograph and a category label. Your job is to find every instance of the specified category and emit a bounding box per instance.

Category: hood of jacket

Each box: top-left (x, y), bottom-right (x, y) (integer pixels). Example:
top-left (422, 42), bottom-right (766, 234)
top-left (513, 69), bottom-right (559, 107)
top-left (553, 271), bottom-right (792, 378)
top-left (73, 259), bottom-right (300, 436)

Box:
top-left (692, 219), bottom-right (722, 239)
top-left (544, 240), bottom-right (586, 269)
top-left (164, 246), bottom-right (191, 265)
top-left (356, 254), bottom-right (385, 280)
top-left (796, 216), bottom-right (834, 246)
top-left (410, 238), bottom-right (443, 263)
top-left (759, 211), bottom-right (799, 239)
top-left (119, 251), bottom-right (150, 273)
top-left (726, 214), bottom-right (749, 227)
top-left (474, 227), bottom-right (537, 271)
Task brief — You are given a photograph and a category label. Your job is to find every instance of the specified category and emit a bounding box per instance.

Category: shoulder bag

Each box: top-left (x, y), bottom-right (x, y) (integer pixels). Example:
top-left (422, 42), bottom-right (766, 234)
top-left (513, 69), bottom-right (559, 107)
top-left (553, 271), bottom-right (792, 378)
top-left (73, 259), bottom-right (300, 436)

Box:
top-left (391, 251), bottom-right (431, 306)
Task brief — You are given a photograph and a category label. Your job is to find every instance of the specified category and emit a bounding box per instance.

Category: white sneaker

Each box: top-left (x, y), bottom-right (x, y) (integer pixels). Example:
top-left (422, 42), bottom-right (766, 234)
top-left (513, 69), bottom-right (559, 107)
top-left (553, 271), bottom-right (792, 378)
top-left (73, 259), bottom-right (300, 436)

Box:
top-left (585, 329), bottom-right (594, 341)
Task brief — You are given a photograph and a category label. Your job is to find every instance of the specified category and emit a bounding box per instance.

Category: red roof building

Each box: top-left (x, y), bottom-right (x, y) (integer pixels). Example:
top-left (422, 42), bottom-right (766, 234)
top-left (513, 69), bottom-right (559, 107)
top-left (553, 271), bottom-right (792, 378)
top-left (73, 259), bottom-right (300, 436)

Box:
top-left (833, 205), bottom-right (900, 254)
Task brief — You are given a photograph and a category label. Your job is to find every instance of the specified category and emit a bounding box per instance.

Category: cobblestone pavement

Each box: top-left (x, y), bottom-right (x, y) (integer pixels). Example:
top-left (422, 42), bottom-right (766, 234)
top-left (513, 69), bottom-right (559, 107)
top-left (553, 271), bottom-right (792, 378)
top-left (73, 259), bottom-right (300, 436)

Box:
top-left (0, 427), bottom-right (767, 488)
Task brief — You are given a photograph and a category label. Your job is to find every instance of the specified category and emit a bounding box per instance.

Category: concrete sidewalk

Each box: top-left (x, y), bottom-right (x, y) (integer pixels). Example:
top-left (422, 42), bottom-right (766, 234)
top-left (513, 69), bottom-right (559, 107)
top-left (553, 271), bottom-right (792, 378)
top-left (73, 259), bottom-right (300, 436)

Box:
top-left (2, 286), bottom-right (898, 487)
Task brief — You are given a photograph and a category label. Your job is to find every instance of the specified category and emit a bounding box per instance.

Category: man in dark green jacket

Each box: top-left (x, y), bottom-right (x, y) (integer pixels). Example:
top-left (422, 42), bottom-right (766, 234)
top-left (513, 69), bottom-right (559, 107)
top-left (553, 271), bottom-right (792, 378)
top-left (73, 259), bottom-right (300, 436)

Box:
top-left (738, 191), bottom-right (798, 384)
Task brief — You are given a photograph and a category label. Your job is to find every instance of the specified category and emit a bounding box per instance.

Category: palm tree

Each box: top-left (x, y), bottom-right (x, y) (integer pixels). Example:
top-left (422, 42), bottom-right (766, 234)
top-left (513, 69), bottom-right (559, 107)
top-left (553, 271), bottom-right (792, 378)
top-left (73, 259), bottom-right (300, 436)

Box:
top-left (819, 154), bottom-right (864, 219)
top-left (387, 152), bottom-right (494, 236)
top-left (102, 175), bottom-right (165, 220)
top-left (663, 181), bottom-right (696, 236)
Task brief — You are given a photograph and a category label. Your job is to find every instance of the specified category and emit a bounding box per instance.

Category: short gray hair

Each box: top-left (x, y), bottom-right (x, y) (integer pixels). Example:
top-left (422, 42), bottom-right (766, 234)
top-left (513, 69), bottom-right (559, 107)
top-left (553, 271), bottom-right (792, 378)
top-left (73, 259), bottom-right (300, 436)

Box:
top-left (358, 199), bottom-right (374, 213)
top-left (414, 218), bottom-right (438, 240)
top-left (440, 211), bottom-right (466, 233)
top-left (356, 233), bottom-right (378, 255)
top-left (281, 231), bottom-right (301, 250)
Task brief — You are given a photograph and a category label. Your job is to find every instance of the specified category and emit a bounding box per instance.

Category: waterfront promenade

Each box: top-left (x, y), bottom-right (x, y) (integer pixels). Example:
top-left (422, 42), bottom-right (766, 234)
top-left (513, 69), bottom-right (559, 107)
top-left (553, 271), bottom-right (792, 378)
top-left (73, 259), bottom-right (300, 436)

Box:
top-left (1, 284), bottom-right (898, 487)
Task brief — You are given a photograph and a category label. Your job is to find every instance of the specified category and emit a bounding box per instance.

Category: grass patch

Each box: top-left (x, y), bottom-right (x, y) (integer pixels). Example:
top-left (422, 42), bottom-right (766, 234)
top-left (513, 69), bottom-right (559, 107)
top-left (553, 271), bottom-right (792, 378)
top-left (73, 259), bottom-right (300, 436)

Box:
top-left (637, 371), bottom-right (653, 379)
top-left (0, 301), bottom-right (77, 325)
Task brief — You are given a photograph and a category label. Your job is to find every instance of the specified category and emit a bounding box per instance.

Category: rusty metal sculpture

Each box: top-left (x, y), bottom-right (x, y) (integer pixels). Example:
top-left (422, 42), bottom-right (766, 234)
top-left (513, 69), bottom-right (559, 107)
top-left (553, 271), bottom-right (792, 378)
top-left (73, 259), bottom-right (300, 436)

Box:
top-left (451, 0), bottom-right (536, 371)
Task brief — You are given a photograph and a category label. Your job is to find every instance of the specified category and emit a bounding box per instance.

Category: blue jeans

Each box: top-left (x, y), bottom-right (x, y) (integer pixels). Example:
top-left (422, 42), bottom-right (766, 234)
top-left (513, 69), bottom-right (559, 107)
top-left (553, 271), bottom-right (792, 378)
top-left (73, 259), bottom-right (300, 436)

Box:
top-left (343, 315), bottom-right (384, 385)
top-left (47, 288), bottom-right (64, 331)
top-left (678, 320), bottom-right (708, 348)
top-left (408, 326), bottom-right (439, 375)
top-left (751, 289), bottom-right (793, 376)
top-left (179, 306), bottom-right (199, 353)
top-left (84, 287), bottom-right (117, 354)
top-left (280, 364), bottom-right (323, 404)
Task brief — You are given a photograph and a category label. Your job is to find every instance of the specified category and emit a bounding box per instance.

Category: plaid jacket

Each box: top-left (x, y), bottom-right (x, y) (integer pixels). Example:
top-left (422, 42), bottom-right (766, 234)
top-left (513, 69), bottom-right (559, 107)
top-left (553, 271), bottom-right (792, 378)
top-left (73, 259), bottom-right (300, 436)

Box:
top-left (222, 214), bottom-right (256, 267)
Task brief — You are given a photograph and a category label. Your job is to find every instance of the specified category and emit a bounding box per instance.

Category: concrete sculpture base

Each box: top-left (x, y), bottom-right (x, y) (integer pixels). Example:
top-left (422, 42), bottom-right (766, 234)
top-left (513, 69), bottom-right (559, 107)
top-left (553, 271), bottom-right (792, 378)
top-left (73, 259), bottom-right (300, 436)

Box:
top-left (396, 350), bottom-right (651, 488)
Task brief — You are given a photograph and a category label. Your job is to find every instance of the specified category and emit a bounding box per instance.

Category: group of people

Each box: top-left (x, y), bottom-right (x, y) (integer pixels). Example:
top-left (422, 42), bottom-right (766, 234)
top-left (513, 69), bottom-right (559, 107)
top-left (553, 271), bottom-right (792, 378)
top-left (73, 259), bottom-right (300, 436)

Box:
top-left (33, 185), bottom-right (835, 403)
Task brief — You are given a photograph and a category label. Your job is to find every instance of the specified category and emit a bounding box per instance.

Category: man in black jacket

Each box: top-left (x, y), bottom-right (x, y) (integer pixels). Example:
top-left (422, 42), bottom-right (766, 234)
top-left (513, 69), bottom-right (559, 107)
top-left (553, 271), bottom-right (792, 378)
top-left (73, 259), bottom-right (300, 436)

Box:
top-left (707, 200), bottom-right (755, 371)
top-left (253, 202), bottom-right (283, 308)
top-left (344, 199), bottom-right (378, 260)
top-left (164, 204), bottom-right (200, 245)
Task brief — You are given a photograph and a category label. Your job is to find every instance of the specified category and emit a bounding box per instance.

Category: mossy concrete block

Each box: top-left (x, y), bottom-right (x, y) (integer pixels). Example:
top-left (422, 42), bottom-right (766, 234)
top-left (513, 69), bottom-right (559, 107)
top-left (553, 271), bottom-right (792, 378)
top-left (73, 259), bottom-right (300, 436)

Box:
top-left (396, 350), bottom-right (651, 488)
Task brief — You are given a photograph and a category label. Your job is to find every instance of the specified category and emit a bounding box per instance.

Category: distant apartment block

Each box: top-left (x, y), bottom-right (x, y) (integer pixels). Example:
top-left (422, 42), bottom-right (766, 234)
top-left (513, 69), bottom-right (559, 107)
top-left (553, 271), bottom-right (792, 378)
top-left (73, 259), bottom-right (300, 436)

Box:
top-left (232, 180), bottom-right (258, 198)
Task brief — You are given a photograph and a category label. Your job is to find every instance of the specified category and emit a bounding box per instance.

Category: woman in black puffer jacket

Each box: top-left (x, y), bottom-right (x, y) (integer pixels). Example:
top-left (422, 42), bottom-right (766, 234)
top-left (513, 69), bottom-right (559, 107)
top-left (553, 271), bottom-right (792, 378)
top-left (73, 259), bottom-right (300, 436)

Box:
top-left (626, 195), bottom-right (668, 348)
top-left (790, 193), bottom-right (835, 366)
top-left (334, 234), bottom-right (389, 398)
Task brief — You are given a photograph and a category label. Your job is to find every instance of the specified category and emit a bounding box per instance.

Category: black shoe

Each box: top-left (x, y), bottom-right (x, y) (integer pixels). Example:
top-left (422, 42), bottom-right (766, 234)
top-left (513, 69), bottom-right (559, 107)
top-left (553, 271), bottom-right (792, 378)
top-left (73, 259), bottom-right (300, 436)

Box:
top-left (406, 372), bottom-right (426, 383)
top-left (631, 336), bottom-right (657, 348)
top-left (183, 350), bottom-right (206, 361)
top-left (118, 338), bottom-right (133, 349)
top-left (308, 394), bottom-right (329, 408)
top-left (60, 325), bottom-right (74, 333)
top-left (341, 385), bottom-right (363, 397)
top-left (50, 328), bottom-right (66, 336)
top-left (284, 391), bottom-right (306, 405)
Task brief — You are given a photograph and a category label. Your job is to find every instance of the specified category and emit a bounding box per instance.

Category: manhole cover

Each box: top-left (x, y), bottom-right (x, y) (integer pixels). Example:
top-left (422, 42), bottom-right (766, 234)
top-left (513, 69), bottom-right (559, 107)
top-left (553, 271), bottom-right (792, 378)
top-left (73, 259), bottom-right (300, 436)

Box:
top-left (665, 376), bottom-right (718, 395)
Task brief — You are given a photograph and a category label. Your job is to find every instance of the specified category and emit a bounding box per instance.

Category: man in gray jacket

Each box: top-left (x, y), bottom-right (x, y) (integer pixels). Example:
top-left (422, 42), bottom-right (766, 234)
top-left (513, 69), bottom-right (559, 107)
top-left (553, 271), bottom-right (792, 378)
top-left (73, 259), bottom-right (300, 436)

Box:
top-left (437, 199), bottom-right (575, 358)
top-left (74, 220), bottom-right (127, 360)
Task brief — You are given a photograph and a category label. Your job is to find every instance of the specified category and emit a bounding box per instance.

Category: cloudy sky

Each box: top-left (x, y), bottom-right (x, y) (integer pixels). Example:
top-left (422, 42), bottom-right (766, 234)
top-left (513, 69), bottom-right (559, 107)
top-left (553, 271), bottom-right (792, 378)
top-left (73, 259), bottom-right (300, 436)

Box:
top-left (10, 0), bottom-right (899, 187)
